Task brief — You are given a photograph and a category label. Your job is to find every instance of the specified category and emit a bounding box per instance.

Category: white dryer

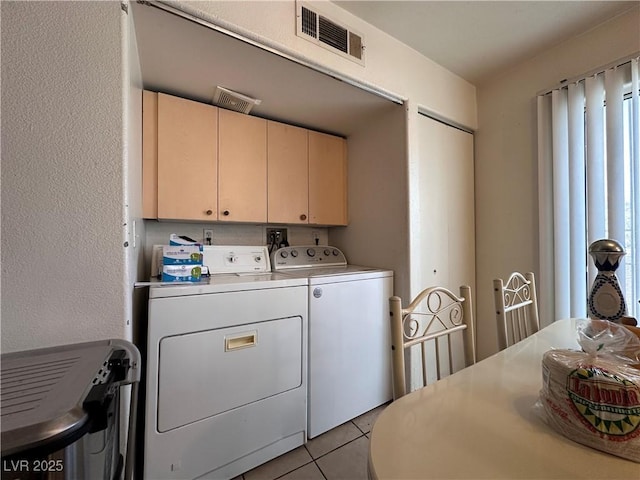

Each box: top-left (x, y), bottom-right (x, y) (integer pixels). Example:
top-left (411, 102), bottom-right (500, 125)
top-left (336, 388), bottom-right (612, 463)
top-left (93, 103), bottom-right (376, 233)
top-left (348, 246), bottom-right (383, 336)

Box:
top-left (272, 246), bottom-right (393, 438)
top-left (144, 246), bottom-right (307, 480)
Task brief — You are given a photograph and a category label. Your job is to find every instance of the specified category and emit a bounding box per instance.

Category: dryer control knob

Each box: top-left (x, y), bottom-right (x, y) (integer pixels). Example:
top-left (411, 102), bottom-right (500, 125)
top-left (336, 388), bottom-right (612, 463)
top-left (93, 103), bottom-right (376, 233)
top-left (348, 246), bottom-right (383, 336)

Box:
top-left (254, 255), bottom-right (262, 262)
top-left (323, 249), bottom-right (331, 256)
top-left (291, 250), bottom-right (298, 257)
top-left (307, 248), bottom-right (316, 257)
top-left (280, 251), bottom-right (289, 258)
top-left (227, 255), bottom-right (238, 263)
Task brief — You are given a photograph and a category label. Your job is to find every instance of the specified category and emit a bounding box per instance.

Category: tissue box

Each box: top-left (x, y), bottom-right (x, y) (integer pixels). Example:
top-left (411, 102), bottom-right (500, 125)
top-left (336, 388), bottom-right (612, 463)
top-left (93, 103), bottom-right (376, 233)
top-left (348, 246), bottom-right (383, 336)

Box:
top-left (162, 246), bottom-right (203, 265)
top-left (169, 234), bottom-right (201, 247)
top-left (162, 265), bottom-right (202, 282)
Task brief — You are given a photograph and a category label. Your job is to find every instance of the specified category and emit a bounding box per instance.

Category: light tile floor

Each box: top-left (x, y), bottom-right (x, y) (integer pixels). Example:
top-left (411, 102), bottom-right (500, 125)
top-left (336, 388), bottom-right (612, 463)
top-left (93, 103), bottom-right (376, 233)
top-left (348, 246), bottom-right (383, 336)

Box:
top-left (238, 404), bottom-right (388, 480)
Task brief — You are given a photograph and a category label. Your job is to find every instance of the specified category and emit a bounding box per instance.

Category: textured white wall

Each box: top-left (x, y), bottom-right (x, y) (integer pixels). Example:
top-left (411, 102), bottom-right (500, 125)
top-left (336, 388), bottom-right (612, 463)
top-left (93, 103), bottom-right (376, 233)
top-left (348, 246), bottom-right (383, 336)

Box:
top-left (173, 0), bottom-right (477, 130)
top-left (330, 104), bottom-right (410, 299)
top-left (1, 1), bottom-right (130, 352)
top-left (474, 6), bottom-right (640, 359)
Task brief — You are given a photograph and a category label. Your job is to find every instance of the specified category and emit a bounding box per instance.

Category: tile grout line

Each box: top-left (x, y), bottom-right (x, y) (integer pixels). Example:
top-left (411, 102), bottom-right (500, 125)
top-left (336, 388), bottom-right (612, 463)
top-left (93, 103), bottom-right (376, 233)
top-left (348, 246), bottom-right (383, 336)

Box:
top-left (312, 433), bottom-right (371, 480)
top-left (306, 442), bottom-right (329, 480)
top-left (268, 423), bottom-right (370, 480)
top-left (275, 433), bottom-right (368, 480)
top-left (308, 422), bottom-right (368, 461)
top-left (241, 411), bottom-right (384, 480)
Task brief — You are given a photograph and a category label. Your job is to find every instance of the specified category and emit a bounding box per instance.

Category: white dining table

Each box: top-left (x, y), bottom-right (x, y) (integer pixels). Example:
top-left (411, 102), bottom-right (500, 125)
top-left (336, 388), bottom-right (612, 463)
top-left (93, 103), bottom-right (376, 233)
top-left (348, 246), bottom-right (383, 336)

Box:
top-left (368, 318), bottom-right (640, 479)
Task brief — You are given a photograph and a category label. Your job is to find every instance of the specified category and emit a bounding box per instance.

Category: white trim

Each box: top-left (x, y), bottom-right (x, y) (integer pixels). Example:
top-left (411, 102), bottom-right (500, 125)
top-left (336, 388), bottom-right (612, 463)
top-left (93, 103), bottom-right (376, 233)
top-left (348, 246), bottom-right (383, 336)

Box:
top-left (417, 106), bottom-right (474, 134)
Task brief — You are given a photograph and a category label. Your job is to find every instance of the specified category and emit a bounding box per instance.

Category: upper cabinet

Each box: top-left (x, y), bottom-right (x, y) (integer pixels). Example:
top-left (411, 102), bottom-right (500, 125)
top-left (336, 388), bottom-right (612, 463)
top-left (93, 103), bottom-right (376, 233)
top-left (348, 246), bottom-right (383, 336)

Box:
top-left (143, 91), bottom-right (218, 221)
top-left (309, 131), bottom-right (348, 226)
top-left (142, 90), bottom-right (348, 226)
top-left (267, 121), bottom-right (309, 224)
top-left (218, 109), bottom-right (267, 222)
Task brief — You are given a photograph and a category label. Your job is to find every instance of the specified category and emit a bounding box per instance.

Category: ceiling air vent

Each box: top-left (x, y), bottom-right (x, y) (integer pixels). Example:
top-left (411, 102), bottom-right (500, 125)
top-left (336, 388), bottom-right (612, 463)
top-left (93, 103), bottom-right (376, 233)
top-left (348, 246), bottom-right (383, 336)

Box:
top-left (296, 2), bottom-right (365, 65)
top-left (212, 86), bottom-right (262, 114)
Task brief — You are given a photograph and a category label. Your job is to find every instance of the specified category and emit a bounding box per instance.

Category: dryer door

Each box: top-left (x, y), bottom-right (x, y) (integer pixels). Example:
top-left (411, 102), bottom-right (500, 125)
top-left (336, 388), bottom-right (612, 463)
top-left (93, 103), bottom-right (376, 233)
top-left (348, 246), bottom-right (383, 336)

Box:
top-left (157, 315), bottom-right (303, 432)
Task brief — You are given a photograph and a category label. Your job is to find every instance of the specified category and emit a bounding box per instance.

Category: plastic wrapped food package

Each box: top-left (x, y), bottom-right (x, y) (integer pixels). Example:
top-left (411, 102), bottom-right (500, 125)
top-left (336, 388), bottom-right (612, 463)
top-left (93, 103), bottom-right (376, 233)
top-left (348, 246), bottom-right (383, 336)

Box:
top-left (535, 319), bottom-right (640, 463)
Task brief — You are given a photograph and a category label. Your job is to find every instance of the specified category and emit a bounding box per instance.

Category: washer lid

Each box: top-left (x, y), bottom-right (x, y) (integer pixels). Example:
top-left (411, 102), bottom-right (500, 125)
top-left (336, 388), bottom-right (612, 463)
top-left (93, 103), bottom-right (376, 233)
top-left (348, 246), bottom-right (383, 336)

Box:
top-left (276, 265), bottom-right (393, 283)
top-left (283, 265), bottom-right (376, 276)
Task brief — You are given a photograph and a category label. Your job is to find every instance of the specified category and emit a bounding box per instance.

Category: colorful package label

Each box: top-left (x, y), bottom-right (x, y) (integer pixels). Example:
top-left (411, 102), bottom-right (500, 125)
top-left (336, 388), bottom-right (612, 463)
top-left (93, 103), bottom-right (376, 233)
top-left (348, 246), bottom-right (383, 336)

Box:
top-left (162, 245), bottom-right (203, 265)
top-left (161, 265), bottom-right (202, 282)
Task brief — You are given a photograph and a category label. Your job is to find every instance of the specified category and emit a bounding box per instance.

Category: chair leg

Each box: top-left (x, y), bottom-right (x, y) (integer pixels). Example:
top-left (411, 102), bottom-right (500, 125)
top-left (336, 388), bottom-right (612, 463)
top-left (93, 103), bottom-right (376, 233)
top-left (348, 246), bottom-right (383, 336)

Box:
top-left (390, 296), bottom-right (406, 399)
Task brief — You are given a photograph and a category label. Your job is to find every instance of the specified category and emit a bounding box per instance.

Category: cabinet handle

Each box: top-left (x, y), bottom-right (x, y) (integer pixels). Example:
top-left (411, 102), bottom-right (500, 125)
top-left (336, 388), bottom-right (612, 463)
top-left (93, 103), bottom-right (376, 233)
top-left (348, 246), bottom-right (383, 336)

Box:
top-left (223, 210), bottom-right (230, 216)
top-left (300, 214), bottom-right (307, 221)
top-left (206, 209), bottom-right (213, 216)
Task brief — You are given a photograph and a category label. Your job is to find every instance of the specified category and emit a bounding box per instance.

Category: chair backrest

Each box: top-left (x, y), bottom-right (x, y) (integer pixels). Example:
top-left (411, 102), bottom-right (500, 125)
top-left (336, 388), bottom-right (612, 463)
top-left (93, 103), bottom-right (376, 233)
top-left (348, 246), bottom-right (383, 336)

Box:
top-left (389, 285), bottom-right (476, 400)
top-left (493, 271), bottom-right (540, 351)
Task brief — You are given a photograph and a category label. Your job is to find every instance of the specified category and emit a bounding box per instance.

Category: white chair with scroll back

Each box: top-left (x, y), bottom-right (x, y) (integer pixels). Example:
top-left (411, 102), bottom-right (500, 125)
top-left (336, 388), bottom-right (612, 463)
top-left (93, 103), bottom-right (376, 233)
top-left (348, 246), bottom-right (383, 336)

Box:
top-left (389, 285), bottom-right (476, 399)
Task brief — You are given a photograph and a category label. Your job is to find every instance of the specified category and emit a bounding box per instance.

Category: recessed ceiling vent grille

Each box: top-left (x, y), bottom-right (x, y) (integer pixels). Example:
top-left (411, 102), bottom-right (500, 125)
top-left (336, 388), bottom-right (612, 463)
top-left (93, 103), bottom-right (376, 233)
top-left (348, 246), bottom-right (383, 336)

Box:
top-left (296, 2), bottom-right (365, 65)
top-left (302, 5), bottom-right (317, 37)
top-left (212, 86), bottom-right (262, 114)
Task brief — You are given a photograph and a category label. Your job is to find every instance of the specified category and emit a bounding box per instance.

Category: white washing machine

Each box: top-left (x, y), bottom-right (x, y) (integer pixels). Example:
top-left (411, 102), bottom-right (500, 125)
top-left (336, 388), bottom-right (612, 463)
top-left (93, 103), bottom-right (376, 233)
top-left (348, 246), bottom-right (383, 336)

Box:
top-left (144, 246), bottom-right (308, 480)
top-left (272, 245), bottom-right (393, 438)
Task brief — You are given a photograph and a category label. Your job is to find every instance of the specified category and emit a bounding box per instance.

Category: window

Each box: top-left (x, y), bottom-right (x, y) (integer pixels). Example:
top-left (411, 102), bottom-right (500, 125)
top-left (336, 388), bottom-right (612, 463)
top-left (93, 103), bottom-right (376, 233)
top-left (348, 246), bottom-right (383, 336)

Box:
top-left (537, 56), bottom-right (640, 322)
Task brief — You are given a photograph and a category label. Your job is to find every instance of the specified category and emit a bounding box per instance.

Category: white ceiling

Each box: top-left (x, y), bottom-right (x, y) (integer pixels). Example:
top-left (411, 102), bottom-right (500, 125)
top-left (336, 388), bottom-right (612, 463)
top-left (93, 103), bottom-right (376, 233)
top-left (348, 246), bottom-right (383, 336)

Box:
top-left (334, 1), bottom-right (638, 84)
top-left (132, 1), bottom-right (638, 136)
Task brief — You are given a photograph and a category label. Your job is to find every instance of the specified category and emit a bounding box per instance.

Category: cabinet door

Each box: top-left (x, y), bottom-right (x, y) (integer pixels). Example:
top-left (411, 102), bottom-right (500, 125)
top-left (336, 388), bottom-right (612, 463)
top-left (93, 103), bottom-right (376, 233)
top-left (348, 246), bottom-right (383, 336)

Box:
top-left (142, 90), bottom-right (158, 219)
top-left (157, 93), bottom-right (218, 221)
top-left (267, 121), bottom-right (309, 224)
top-left (218, 109), bottom-right (267, 222)
top-left (308, 131), bottom-right (348, 225)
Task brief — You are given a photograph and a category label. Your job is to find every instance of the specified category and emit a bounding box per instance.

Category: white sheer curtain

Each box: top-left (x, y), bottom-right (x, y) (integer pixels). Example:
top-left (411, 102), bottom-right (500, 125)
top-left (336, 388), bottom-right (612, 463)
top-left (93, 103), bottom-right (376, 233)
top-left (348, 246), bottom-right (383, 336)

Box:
top-left (537, 55), bottom-right (640, 323)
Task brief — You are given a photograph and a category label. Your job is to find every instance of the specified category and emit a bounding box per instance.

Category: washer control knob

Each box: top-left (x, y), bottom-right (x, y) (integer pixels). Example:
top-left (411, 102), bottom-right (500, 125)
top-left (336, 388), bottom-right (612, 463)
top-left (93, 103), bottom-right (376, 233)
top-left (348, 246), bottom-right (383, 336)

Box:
top-left (227, 255), bottom-right (238, 263)
top-left (254, 255), bottom-right (262, 263)
top-left (323, 249), bottom-right (331, 256)
top-left (307, 248), bottom-right (316, 257)
top-left (291, 250), bottom-right (299, 257)
top-left (332, 249), bottom-right (340, 256)
top-left (280, 251), bottom-right (289, 258)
